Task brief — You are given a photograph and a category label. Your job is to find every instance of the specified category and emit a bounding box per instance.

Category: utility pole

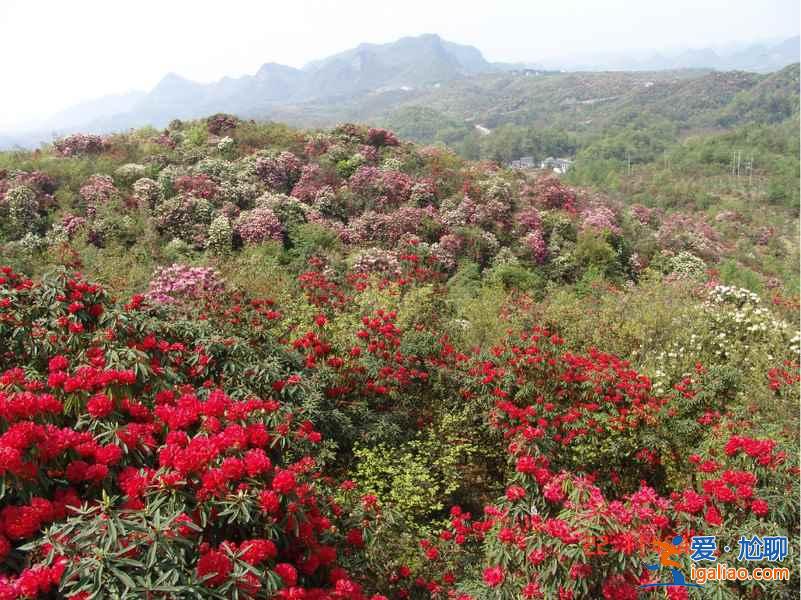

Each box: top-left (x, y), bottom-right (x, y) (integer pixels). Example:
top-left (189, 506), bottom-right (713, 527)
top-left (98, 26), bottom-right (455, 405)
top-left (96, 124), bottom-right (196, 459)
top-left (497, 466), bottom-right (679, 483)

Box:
top-left (627, 150), bottom-right (631, 176)
top-left (736, 150), bottom-right (741, 179)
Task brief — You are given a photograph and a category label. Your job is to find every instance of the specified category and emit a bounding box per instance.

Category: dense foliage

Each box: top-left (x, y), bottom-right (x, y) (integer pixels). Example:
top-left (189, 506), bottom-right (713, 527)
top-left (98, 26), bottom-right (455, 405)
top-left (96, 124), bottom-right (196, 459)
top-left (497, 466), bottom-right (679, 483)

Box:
top-left (0, 116), bottom-right (797, 598)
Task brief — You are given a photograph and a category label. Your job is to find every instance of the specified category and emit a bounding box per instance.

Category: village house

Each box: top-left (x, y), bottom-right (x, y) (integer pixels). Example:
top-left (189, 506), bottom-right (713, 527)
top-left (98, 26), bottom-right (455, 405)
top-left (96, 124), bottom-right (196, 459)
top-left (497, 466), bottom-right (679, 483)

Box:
top-left (540, 156), bottom-right (573, 174)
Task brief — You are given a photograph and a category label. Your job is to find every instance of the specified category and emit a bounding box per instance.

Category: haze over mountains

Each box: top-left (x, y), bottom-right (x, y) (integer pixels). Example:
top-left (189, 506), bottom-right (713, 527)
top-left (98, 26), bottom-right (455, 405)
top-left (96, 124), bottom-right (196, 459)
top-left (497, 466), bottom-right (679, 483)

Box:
top-left (539, 35), bottom-right (800, 72)
top-left (1, 33), bottom-right (798, 149)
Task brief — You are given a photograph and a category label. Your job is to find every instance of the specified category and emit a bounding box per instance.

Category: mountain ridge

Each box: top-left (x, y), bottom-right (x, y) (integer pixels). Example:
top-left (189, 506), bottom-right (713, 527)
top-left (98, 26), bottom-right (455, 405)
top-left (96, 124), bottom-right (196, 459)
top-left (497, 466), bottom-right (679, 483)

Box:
top-left (2, 33), bottom-right (798, 149)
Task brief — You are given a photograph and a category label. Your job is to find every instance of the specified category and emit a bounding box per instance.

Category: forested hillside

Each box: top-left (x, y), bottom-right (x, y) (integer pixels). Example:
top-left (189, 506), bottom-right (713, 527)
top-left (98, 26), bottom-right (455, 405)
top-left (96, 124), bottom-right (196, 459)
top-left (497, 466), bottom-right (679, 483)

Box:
top-left (374, 64), bottom-right (800, 159)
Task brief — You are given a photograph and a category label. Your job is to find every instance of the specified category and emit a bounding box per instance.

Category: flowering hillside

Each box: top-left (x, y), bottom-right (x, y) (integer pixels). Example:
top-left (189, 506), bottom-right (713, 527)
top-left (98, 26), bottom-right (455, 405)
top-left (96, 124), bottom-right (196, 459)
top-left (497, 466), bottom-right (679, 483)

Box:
top-left (0, 116), bottom-right (797, 599)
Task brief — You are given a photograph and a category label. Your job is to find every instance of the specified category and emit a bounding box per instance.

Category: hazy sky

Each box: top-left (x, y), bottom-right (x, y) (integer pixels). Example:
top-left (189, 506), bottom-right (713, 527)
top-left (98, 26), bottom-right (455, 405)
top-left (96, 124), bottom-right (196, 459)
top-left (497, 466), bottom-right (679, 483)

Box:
top-left (1, 0), bottom-right (798, 130)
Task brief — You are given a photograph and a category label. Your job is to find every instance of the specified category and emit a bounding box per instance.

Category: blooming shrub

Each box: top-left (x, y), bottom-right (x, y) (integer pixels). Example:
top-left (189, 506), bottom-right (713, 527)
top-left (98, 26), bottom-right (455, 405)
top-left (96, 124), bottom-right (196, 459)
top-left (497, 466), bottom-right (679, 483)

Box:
top-left (348, 166), bottom-right (412, 210)
top-left (132, 177), bottom-right (163, 208)
top-left (630, 203), bottom-right (657, 226)
top-left (79, 175), bottom-right (118, 214)
top-left (255, 152), bottom-right (303, 193)
top-left (194, 158), bottom-right (238, 182)
top-left (3, 171), bottom-right (56, 201)
top-left (206, 113), bottom-right (240, 134)
top-left (153, 194), bottom-right (215, 247)
top-left (174, 174), bottom-right (218, 200)
top-left (581, 203), bottom-right (621, 234)
top-left (525, 175), bottom-right (577, 211)
top-left (12, 232), bottom-right (47, 255)
top-left (343, 207), bottom-right (440, 247)
top-left (304, 133), bottom-right (331, 157)
top-left (216, 135), bottom-right (236, 156)
top-left (477, 174), bottom-right (513, 204)
top-left (650, 285), bottom-right (797, 397)
top-left (523, 230), bottom-right (549, 264)
top-left (291, 164), bottom-right (336, 203)
top-left (657, 212), bottom-right (723, 260)
top-left (114, 163), bottom-right (147, 185)
top-left (235, 207), bottom-right (284, 245)
top-left (442, 195), bottom-right (511, 232)
top-left (4, 186), bottom-right (39, 237)
top-left (215, 180), bottom-right (258, 209)
top-left (206, 215), bottom-right (233, 255)
top-left (366, 127), bottom-right (400, 147)
top-left (0, 267), bottom-right (396, 599)
top-left (667, 250), bottom-right (707, 279)
top-left (351, 247), bottom-right (402, 277)
top-left (145, 263), bottom-right (225, 304)
top-left (409, 179), bottom-right (437, 207)
top-left (153, 131), bottom-right (178, 149)
top-left (53, 133), bottom-right (105, 157)
top-left (60, 214), bottom-right (87, 239)
top-left (515, 206), bottom-right (542, 232)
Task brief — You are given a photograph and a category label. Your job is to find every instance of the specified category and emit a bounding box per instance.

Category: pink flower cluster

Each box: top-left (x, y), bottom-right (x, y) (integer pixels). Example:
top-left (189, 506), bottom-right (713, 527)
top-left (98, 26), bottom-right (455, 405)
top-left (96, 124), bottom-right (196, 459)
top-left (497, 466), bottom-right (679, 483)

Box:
top-left (581, 204), bottom-right (621, 234)
top-left (53, 134), bottom-right (105, 157)
top-left (629, 204), bottom-right (656, 226)
top-left (206, 113), bottom-right (239, 135)
top-left (444, 196), bottom-right (511, 230)
top-left (60, 214), bottom-right (87, 239)
top-left (358, 145), bottom-right (379, 163)
top-left (515, 206), bottom-right (542, 233)
top-left (304, 134), bottom-right (331, 157)
top-left (290, 164), bottom-right (334, 203)
top-left (366, 128), bottom-right (400, 147)
top-left (352, 248), bottom-right (402, 277)
top-left (343, 206), bottom-right (440, 245)
top-left (10, 171), bottom-right (57, 196)
top-left (235, 207), bottom-right (284, 244)
top-left (255, 152), bottom-right (303, 193)
top-left (657, 213), bottom-right (723, 260)
top-left (79, 175), bottom-right (117, 213)
top-left (348, 167), bottom-right (412, 209)
top-left (145, 263), bottom-right (226, 305)
top-left (174, 174), bottom-right (218, 200)
top-left (524, 230), bottom-right (548, 264)
top-left (437, 233), bottom-right (463, 255)
top-left (153, 132), bottom-right (177, 149)
top-left (525, 176), bottom-right (577, 211)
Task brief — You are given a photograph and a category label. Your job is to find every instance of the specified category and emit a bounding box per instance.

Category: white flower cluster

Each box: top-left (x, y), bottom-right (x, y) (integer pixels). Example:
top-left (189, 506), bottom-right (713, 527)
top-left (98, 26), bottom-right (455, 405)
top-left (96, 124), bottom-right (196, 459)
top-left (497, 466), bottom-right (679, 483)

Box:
top-left (791, 332), bottom-right (800, 356)
top-left (206, 215), bottom-right (233, 255)
top-left (668, 251), bottom-right (706, 279)
top-left (133, 177), bottom-right (163, 209)
top-left (380, 157), bottom-right (403, 172)
top-left (216, 136), bottom-right (235, 155)
top-left (707, 284), bottom-right (760, 307)
top-left (115, 163), bottom-right (147, 185)
top-left (12, 232), bottom-right (46, 254)
top-left (706, 285), bottom-right (787, 338)
top-left (6, 186), bottom-right (39, 235)
top-left (649, 287), bottom-right (796, 394)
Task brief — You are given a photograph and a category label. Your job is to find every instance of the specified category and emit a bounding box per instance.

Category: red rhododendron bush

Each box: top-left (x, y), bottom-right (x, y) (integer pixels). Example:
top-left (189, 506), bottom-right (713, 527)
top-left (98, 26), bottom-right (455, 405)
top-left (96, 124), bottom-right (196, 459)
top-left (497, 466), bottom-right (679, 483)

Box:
top-left (0, 264), bottom-right (796, 599)
top-left (0, 119), bottom-right (797, 598)
top-left (0, 267), bottom-right (397, 598)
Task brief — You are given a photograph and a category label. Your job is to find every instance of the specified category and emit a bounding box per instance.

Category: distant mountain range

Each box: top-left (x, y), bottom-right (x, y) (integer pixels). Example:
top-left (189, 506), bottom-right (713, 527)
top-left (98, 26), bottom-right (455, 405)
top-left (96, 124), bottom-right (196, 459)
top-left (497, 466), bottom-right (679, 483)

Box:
top-left (1, 33), bottom-right (798, 149)
top-left (541, 36), bottom-right (800, 72)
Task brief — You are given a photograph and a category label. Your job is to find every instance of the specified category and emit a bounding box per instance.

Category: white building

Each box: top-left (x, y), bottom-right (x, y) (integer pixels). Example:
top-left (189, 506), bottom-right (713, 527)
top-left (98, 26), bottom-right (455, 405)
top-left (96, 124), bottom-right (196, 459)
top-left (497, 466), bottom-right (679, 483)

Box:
top-left (540, 157), bottom-right (573, 174)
